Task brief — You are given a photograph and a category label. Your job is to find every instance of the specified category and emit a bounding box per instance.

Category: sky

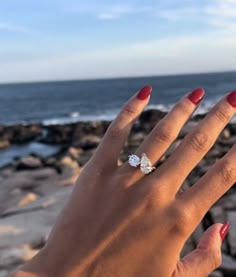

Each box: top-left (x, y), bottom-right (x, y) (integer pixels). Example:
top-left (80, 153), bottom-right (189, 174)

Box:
top-left (1, 0), bottom-right (236, 83)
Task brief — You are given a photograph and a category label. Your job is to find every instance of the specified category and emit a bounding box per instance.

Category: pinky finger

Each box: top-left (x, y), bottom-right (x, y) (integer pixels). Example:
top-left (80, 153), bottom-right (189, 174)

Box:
top-left (91, 86), bottom-right (152, 168)
top-left (173, 223), bottom-right (224, 277)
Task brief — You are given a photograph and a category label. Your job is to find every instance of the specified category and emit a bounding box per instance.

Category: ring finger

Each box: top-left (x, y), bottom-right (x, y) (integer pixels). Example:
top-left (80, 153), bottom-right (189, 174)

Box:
top-left (119, 88), bottom-right (205, 182)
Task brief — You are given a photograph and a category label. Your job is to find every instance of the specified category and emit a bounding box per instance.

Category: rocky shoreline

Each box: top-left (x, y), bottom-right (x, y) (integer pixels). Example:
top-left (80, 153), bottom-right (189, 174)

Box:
top-left (0, 109), bottom-right (236, 277)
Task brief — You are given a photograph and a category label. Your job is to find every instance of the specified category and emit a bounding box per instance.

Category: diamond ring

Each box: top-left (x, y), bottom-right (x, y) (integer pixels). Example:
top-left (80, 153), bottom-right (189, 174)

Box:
top-left (128, 153), bottom-right (155, 174)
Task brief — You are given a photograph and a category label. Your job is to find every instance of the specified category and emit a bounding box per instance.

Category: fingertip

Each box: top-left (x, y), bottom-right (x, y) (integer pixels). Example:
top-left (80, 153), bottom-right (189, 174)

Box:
top-left (187, 88), bottom-right (205, 105)
top-left (219, 221), bottom-right (230, 242)
top-left (136, 85), bottom-right (152, 100)
top-left (198, 223), bottom-right (224, 251)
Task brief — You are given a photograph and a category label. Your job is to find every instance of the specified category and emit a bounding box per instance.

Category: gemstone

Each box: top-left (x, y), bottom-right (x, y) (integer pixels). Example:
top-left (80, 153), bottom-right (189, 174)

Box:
top-left (140, 153), bottom-right (155, 174)
top-left (128, 154), bottom-right (140, 167)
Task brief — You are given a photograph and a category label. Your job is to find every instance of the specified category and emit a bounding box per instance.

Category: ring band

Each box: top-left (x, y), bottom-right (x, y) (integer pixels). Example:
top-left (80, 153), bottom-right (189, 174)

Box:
top-left (128, 153), bottom-right (155, 174)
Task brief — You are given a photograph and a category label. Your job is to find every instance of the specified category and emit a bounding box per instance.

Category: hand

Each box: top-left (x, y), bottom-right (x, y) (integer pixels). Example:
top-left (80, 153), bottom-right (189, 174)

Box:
top-left (14, 86), bottom-right (236, 277)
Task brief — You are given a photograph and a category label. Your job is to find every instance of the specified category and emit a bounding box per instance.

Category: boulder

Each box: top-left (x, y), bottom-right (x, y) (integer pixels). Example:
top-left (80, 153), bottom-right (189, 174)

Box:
top-left (18, 193), bottom-right (38, 207)
top-left (15, 156), bottom-right (43, 170)
top-left (221, 253), bottom-right (236, 276)
top-left (209, 271), bottom-right (223, 277)
top-left (67, 147), bottom-right (83, 160)
top-left (77, 135), bottom-right (101, 150)
top-left (0, 139), bottom-right (10, 149)
top-left (226, 211), bottom-right (236, 255)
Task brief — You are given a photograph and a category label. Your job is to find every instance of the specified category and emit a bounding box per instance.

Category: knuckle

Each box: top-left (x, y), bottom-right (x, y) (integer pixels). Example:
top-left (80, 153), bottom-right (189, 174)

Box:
top-left (220, 160), bottom-right (236, 184)
top-left (214, 107), bottom-right (231, 123)
top-left (189, 131), bottom-right (210, 152)
top-left (121, 104), bottom-right (137, 118)
top-left (208, 249), bottom-right (222, 269)
top-left (168, 204), bottom-right (192, 236)
top-left (176, 101), bottom-right (192, 116)
top-left (107, 125), bottom-right (121, 141)
top-left (153, 127), bottom-right (176, 144)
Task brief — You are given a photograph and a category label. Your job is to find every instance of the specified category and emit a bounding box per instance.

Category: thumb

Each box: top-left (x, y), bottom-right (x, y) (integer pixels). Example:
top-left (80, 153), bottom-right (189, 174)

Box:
top-left (174, 223), bottom-right (229, 277)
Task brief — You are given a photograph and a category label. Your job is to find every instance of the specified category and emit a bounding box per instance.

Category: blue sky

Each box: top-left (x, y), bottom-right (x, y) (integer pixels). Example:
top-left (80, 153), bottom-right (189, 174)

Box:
top-left (1, 0), bottom-right (236, 83)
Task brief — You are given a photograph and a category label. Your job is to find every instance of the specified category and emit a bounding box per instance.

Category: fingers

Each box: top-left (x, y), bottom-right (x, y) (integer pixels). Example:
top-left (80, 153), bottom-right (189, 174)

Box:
top-left (119, 88), bottom-right (205, 180)
top-left (154, 91), bottom-right (236, 194)
top-left (91, 86), bottom-right (152, 168)
top-left (173, 223), bottom-right (224, 277)
top-left (182, 144), bottom-right (236, 219)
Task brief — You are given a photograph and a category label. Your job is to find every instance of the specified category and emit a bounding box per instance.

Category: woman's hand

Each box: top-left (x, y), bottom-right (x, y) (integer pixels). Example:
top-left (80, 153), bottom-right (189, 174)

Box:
top-left (14, 86), bottom-right (236, 277)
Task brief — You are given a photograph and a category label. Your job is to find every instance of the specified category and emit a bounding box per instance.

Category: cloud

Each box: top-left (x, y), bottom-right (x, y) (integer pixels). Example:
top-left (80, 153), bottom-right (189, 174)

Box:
top-left (204, 0), bottom-right (236, 33)
top-left (98, 13), bottom-right (119, 20)
top-left (205, 0), bottom-right (236, 17)
top-left (97, 5), bottom-right (151, 20)
top-left (0, 23), bottom-right (28, 33)
top-left (158, 7), bottom-right (200, 21)
top-left (1, 33), bottom-right (236, 83)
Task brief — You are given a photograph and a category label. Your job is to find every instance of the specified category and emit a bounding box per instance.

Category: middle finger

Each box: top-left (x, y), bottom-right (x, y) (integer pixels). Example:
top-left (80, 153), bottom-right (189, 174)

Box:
top-left (152, 90), bottom-right (236, 195)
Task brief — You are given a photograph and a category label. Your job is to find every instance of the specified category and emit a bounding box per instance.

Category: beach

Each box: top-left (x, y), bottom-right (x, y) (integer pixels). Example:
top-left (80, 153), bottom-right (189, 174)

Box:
top-left (0, 108), bottom-right (236, 276)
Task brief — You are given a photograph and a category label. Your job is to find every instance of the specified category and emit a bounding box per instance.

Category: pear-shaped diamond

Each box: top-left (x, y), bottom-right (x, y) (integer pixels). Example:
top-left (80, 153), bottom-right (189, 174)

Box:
top-left (140, 153), bottom-right (155, 174)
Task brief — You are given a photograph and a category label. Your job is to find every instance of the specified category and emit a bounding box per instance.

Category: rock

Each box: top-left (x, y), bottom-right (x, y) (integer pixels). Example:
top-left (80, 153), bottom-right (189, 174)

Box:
top-left (226, 211), bottom-right (236, 255)
top-left (220, 128), bottom-right (231, 140)
top-left (178, 121), bottom-right (199, 138)
top-left (165, 139), bottom-right (181, 156)
top-left (128, 132), bottom-right (145, 147)
top-left (217, 193), bottom-right (236, 210)
top-left (0, 124), bottom-right (42, 144)
top-left (15, 156), bottom-right (43, 170)
top-left (210, 206), bottom-right (228, 252)
top-left (59, 156), bottom-right (80, 186)
top-left (220, 135), bottom-right (236, 147)
top-left (191, 223), bottom-right (204, 247)
top-left (209, 270), bottom-right (223, 277)
top-left (210, 206), bottom-right (227, 225)
top-left (0, 245), bottom-right (37, 268)
top-left (0, 271), bottom-right (8, 277)
top-left (77, 135), bottom-right (101, 150)
top-left (138, 109), bottom-right (167, 132)
top-left (18, 193), bottom-right (38, 207)
top-left (0, 139), bottom-right (10, 149)
top-left (77, 149), bottom-right (96, 166)
top-left (0, 187), bottom-right (72, 250)
top-left (67, 146), bottom-right (83, 160)
top-left (221, 253), bottom-right (236, 276)
top-left (181, 236), bottom-right (195, 257)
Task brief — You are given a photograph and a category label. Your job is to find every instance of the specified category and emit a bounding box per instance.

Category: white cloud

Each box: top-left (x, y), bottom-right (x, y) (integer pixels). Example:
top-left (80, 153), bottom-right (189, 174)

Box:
top-left (1, 33), bottom-right (236, 83)
top-left (97, 4), bottom-right (151, 20)
top-left (98, 13), bottom-right (119, 20)
top-left (206, 0), bottom-right (236, 17)
top-left (205, 0), bottom-right (236, 32)
top-left (158, 7), bottom-right (200, 21)
top-left (0, 23), bottom-right (28, 33)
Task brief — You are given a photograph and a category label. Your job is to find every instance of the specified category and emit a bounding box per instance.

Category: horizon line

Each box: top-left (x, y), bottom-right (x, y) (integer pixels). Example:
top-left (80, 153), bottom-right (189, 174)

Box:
top-left (0, 69), bottom-right (236, 86)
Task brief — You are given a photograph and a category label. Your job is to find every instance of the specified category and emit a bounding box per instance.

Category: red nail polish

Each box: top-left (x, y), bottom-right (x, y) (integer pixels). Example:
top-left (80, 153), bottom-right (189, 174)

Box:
top-left (188, 88), bottom-right (205, 105)
top-left (227, 90), bottom-right (236, 107)
top-left (220, 222), bottom-right (230, 242)
top-left (136, 86), bottom-right (152, 100)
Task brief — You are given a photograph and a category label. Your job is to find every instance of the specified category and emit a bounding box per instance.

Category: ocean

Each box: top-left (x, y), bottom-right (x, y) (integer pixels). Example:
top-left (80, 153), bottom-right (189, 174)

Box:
top-left (1, 71), bottom-right (236, 126)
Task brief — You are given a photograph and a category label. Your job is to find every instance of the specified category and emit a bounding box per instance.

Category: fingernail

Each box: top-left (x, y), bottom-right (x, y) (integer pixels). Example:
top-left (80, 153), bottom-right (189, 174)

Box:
top-left (136, 86), bottom-right (152, 100)
top-left (227, 90), bottom-right (236, 107)
top-left (188, 88), bottom-right (205, 105)
top-left (220, 222), bottom-right (230, 242)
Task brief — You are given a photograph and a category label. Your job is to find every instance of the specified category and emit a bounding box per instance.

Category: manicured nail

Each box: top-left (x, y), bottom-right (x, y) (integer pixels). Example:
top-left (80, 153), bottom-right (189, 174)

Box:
top-left (136, 86), bottom-right (152, 100)
top-left (188, 88), bottom-right (205, 105)
top-left (227, 90), bottom-right (236, 107)
top-left (220, 222), bottom-right (230, 242)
